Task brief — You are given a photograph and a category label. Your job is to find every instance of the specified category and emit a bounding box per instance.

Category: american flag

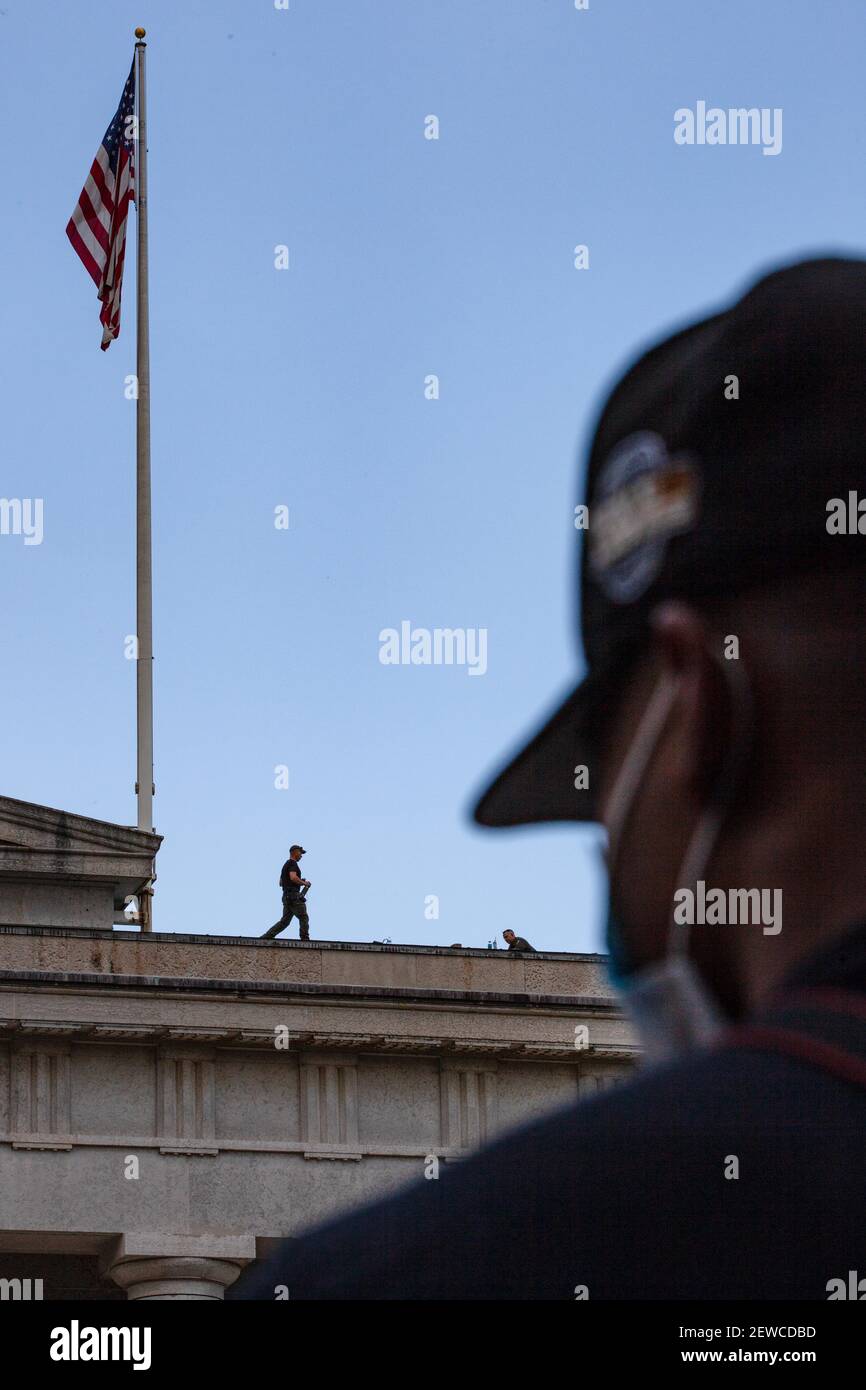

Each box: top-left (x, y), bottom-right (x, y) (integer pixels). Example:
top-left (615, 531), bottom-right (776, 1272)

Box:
top-left (66, 60), bottom-right (136, 350)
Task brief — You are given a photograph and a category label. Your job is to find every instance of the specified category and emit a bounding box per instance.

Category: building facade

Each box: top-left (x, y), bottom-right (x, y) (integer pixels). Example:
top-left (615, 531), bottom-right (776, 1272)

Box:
top-left (0, 796), bottom-right (636, 1300)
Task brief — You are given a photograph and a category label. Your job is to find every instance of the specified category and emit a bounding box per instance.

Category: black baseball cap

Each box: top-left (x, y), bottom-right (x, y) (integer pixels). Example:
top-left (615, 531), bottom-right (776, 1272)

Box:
top-left (474, 256), bottom-right (866, 829)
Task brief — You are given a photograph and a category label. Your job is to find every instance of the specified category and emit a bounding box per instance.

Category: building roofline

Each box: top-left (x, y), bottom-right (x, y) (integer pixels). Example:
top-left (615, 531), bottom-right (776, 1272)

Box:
top-left (0, 925), bottom-right (608, 964)
top-left (0, 795), bottom-right (162, 854)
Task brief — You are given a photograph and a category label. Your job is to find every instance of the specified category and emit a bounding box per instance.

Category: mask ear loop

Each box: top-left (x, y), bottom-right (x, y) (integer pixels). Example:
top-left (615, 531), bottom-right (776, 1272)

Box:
top-left (668, 651), bottom-right (756, 956)
top-left (603, 673), bottom-right (681, 875)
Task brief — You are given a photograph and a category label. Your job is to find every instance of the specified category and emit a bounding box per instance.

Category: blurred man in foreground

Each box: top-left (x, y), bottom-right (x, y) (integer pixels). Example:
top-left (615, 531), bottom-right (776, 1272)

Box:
top-left (233, 257), bottom-right (866, 1299)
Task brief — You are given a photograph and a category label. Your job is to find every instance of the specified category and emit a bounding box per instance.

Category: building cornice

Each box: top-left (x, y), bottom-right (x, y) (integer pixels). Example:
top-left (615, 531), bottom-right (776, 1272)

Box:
top-left (0, 966), bottom-right (622, 1014)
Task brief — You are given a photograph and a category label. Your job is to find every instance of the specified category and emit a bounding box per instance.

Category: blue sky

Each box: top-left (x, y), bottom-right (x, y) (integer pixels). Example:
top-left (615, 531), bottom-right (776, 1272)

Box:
top-left (1, 0), bottom-right (864, 949)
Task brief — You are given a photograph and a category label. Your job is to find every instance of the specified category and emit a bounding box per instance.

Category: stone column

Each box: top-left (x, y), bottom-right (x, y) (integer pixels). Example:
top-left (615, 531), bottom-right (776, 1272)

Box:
top-left (102, 1233), bottom-right (255, 1301)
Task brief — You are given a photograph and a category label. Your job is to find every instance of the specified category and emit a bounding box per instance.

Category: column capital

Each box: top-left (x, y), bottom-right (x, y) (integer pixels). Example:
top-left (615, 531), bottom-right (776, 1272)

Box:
top-left (101, 1233), bottom-right (256, 1300)
top-left (108, 1256), bottom-right (244, 1300)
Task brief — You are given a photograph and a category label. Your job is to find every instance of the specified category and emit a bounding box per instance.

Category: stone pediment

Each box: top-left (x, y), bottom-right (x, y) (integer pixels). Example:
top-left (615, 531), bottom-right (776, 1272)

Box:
top-left (0, 796), bottom-right (162, 928)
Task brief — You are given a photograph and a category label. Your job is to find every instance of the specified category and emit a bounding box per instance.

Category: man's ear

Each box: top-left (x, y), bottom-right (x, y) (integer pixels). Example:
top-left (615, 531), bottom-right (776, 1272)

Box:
top-left (650, 602), bottom-right (729, 799)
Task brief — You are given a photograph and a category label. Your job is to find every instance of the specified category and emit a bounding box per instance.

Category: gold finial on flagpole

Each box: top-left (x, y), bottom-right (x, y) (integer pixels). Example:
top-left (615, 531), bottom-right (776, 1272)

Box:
top-left (135, 27), bottom-right (146, 40)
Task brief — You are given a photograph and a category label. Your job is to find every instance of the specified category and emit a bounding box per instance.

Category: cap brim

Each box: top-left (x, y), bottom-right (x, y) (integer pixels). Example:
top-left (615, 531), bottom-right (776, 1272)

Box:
top-left (473, 669), bottom-right (606, 828)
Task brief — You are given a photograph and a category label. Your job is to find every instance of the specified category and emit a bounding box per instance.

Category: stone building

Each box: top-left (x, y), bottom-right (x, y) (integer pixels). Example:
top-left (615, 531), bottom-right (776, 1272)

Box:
top-left (0, 795), bottom-right (636, 1300)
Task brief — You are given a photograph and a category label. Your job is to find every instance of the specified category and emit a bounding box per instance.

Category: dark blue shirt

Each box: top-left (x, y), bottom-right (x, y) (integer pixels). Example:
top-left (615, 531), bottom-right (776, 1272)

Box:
top-left (279, 859), bottom-right (303, 896)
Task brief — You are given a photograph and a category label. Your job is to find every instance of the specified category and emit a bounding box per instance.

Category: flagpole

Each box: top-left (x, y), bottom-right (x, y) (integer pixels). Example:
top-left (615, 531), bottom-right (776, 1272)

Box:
top-left (134, 27), bottom-right (154, 929)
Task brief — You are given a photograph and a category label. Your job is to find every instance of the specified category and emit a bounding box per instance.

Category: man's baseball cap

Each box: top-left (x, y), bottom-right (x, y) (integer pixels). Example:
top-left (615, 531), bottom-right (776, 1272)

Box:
top-left (474, 256), bottom-right (866, 829)
top-left (292, 845), bottom-right (306, 854)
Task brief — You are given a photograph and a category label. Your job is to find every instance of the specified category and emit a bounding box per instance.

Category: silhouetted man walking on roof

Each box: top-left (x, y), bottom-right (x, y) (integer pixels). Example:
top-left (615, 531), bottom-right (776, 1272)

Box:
top-left (264, 844), bottom-right (311, 940)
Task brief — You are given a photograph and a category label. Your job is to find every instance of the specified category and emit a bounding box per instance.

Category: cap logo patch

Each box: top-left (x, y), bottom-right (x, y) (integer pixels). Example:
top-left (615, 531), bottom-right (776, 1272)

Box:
top-left (589, 431), bottom-right (699, 602)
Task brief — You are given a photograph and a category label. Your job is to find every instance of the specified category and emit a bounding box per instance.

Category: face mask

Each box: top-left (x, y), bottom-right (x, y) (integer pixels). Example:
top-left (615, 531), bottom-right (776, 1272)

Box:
top-left (601, 659), bottom-right (754, 1067)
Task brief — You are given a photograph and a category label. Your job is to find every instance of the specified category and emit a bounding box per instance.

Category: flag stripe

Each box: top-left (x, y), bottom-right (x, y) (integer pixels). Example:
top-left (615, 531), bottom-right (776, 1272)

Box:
top-left (89, 149), bottom-right (114, 211)
top-left (74, 188), bottom-right (111, 254)
top-left (65, 221), bottom-right (102, 286)
top-left (82, 173), bottom-right (113, 233)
